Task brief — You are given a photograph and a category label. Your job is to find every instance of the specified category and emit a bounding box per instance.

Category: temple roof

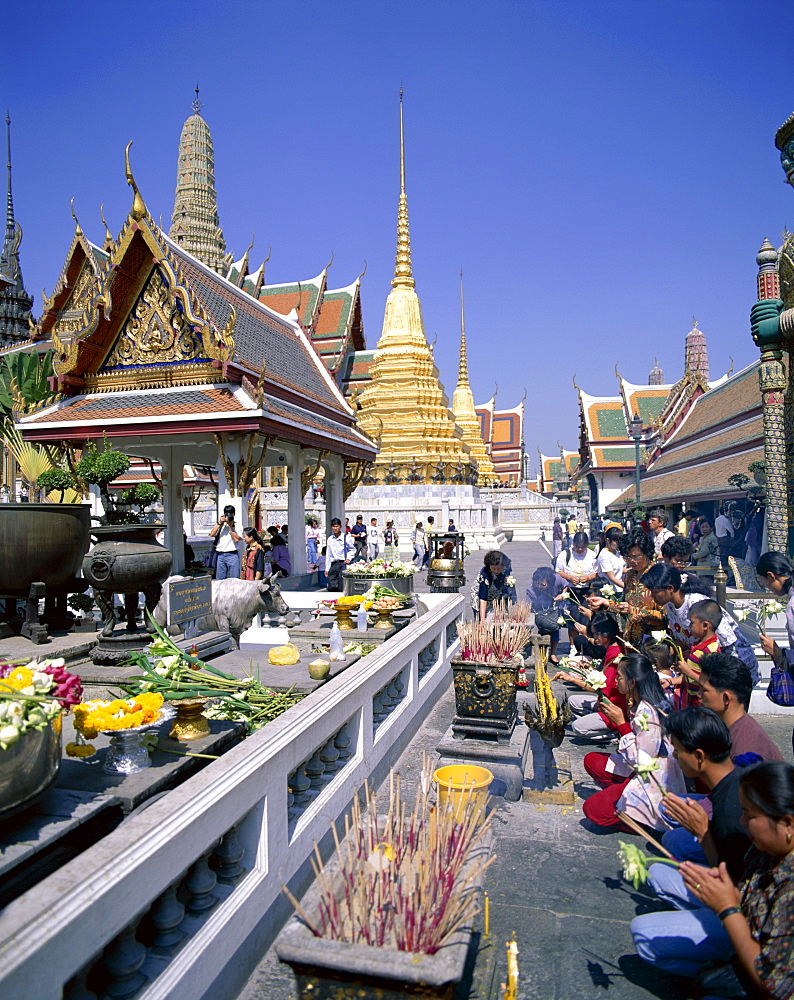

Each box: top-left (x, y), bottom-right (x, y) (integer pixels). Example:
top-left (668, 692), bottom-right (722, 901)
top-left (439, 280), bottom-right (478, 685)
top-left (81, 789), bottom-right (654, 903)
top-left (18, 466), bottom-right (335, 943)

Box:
top-left (608, 362), bottom-right (762, 508)
top-left (608, 446), bottom-right (764, 507)
top-left (589, 444), bottom-right (637, 469)
top-left (578, 392), bottom-right (626, 442)
top-left (163, 240), bottom-right (351, 415)
top-left (20, 198), bottom-right (375, 463)
top-left (257, 270), bottom-right (325, 330)
top-left (658, 362), bottom-right (760, 449)
top-left (19, 381), bottom-right (374, 456)
top-left (618, 378), bottom-right (673, 424)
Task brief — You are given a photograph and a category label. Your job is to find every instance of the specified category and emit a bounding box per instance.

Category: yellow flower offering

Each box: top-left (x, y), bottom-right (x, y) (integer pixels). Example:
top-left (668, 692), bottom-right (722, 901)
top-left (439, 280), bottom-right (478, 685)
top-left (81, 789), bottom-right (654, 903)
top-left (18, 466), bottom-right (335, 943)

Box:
top-left (66, 742), bottom-right (96, 758)
top-left (2, 666), bottom-right (34, 691)
top-left (73, 693), bottom-right (164, 739)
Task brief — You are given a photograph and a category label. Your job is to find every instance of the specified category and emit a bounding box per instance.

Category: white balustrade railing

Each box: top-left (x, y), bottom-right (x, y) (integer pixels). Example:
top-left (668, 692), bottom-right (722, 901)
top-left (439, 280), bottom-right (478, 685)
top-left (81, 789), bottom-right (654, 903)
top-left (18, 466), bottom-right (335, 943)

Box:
top-left (0, 594), bottom-right (464, 1000)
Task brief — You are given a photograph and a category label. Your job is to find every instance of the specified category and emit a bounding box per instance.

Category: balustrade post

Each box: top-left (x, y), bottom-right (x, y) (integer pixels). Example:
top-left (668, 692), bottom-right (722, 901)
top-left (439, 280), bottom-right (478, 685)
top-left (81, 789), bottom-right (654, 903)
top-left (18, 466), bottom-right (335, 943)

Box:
top-left (149, 882), bottom-right (185, 955)
top-left (213, 824), bottom-right (247, 885)
top-left (183, 850), bottom-right (218, 916)
top-left (101, 923), bottom-right (147, 999)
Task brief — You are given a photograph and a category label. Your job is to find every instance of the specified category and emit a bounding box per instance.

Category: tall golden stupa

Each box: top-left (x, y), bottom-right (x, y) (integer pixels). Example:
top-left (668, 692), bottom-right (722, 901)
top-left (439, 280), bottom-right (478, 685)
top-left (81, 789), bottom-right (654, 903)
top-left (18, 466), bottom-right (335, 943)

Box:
top-left (451, 274), bottom-right (496, 485)
top-left (355, 93), bottom-right (472, 482)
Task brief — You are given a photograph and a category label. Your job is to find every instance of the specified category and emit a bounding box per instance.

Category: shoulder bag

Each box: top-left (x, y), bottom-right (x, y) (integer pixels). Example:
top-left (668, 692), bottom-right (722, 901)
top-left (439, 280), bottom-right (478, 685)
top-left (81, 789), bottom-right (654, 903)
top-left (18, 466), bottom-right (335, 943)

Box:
top-left (767, 656), bottom-right (794, 707)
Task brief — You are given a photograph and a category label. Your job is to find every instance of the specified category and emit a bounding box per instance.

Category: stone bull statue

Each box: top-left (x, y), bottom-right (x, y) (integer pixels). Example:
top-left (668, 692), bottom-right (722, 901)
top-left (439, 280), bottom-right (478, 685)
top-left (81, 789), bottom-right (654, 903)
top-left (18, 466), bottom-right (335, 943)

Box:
top-left (154, 574), bottom-right (289, 647)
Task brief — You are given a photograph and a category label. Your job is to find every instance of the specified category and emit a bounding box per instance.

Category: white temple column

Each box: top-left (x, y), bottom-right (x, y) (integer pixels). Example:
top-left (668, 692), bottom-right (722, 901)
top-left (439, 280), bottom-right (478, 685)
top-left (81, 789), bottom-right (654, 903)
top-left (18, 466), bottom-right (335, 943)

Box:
top-left (284, 444), bottom-right (307, 577)
top-left (323, 455), bottom-right (345, 530)
top-left (159, 446), bottom-right (188, 575)
top-left (216, 457), bottom-right (245, 527)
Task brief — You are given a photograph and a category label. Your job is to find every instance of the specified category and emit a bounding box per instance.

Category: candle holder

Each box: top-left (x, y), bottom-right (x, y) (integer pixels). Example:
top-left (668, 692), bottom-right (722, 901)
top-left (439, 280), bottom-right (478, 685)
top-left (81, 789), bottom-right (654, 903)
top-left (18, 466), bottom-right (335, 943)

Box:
top-left (170, 698), bottom-right (210, 741)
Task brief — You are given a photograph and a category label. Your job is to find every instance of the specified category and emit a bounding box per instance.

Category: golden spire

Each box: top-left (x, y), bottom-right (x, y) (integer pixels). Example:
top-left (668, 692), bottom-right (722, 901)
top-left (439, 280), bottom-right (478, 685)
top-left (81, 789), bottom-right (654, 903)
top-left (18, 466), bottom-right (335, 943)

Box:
top-left (451, 269), bottom-right (496, 484)
top-left (125, 142), bottom-right (146, 221)
top-left (458, 269), bottom-right (468, 382)
top-left (392, 89), bottom-right (414, 289)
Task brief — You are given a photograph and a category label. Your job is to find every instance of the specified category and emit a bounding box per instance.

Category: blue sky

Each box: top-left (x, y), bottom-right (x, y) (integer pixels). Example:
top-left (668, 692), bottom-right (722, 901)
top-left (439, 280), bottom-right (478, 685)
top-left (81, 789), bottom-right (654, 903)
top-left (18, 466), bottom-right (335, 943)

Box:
top-left (2, 0), bottom-right (794, 468)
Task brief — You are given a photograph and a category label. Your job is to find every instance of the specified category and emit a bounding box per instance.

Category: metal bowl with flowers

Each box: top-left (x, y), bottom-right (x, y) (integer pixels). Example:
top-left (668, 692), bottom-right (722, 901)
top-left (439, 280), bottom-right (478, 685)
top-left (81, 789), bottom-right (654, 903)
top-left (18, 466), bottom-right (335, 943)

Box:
top-left (0, 657), bottom-right (84, 818)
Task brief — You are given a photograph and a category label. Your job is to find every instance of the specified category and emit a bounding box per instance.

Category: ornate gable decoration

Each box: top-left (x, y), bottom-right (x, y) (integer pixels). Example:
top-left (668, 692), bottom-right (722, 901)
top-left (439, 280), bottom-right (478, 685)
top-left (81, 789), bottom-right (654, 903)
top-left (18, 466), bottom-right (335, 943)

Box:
top-left (52, 260), bottom-right (102, 341)
top-left (104, 265), bottom-right (210, 370)
top-left (90, 258), bottom-right (235, 391)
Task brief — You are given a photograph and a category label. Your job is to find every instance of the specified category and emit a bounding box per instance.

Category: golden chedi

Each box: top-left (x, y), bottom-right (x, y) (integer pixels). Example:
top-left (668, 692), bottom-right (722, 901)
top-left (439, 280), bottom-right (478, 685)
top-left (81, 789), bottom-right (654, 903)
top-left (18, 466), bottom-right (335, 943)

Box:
top-left (356, 93), bottom-right (471, 482)
top-left (451, 274), bottom-right (496, 485)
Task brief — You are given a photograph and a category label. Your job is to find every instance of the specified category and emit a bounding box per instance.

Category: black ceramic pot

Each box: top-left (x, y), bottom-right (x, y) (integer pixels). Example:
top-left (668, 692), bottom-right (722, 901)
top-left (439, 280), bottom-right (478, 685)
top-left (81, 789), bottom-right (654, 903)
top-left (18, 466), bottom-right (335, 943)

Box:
top-left (0, 503), bottom-right (91, 595)
top-left (83, 524), bottom-right (172, 596)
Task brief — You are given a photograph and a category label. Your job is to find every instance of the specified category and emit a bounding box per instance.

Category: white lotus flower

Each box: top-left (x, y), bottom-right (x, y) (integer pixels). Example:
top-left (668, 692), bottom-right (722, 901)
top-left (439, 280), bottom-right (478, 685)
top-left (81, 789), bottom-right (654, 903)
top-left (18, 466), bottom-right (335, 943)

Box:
top-left (618, 841), bottom-right (650, 889)
top-left (0, 724), bottom-right (20, 749)
top-left (585, 669), bottom-right (607, 691)
top-left (30, 671), bottom-right (55, 693)
top-left (0, 701), bottom-right (24, 724)
top-left (635, 749), bottom-right (660, 779)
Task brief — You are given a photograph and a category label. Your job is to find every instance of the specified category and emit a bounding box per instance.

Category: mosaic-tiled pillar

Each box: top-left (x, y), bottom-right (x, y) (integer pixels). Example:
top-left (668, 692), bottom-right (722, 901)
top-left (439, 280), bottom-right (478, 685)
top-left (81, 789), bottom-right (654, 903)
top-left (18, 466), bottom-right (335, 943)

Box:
top-left (759, 348), bottom-right (789, 552)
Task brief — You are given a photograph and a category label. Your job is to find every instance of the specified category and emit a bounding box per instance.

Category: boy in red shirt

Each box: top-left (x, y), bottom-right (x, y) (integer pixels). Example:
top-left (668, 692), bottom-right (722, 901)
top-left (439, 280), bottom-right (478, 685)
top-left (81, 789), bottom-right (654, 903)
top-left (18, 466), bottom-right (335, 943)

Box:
top-left (678, 599), bottom-right (721, 709)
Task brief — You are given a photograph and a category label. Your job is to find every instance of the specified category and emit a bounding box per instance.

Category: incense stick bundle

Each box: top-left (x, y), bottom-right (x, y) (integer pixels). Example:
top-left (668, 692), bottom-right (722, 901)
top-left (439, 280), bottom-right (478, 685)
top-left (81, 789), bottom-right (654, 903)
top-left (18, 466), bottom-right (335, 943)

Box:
top-left (457, 619), bottom-right (532, 663)
top-left (283, 752), bottom-right (493, 954)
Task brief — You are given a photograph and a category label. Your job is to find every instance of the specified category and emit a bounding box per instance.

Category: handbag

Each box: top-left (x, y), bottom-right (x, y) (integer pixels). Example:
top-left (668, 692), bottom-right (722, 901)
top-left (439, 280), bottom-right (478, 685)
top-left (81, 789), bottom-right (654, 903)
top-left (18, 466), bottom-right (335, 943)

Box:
top-left (767, 659), bottom-right (794, 707)
top-left (533, 608), bottom-right (566, 635)
top-left (206, 531), bottom-right (221, 572)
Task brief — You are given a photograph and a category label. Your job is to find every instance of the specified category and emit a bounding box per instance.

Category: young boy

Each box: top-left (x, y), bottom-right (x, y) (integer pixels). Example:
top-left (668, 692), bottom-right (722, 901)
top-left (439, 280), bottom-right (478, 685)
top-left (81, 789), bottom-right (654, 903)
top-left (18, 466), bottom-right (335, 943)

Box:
top-left (678, 599), bottom-right (722, 708)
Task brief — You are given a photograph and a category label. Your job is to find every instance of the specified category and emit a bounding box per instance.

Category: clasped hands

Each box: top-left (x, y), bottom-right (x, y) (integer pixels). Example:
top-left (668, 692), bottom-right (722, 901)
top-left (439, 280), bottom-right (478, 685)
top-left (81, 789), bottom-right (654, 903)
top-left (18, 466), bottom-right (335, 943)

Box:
top-left (680, 860), bottom-right (742, 913)
top-left (662, 792), bottom-right (709, 839)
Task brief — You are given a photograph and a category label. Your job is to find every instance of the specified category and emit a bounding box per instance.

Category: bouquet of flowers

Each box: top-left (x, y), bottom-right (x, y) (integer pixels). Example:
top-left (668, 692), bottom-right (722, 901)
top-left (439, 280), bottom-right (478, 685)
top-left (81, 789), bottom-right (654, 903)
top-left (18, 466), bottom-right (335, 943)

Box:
top-left (0, 658), bottom-right (83, 751)
top-left (344, 558), bottom-right (416, 578)
top-left (733, 598), bottom-right (786, 635)
top-left (73, 692), bottom-right (166, 739)
top-left (117, 619), bottom-right (301, 734)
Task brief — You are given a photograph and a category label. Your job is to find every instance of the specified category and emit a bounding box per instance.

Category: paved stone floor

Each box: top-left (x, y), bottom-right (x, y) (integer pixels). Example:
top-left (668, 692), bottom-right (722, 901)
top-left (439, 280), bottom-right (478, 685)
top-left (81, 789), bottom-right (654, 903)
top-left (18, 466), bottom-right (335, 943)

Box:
top-left (238, 541), bottom-right (794, 999)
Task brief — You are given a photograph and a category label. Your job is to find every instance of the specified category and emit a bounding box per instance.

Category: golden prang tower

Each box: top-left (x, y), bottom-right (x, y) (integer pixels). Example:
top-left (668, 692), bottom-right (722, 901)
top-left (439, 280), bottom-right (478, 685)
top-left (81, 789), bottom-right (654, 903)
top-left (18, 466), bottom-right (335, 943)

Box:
top-left (356, 93), bottom-right (472, 481)
top-left (451, 273), bottom-right (496, 485)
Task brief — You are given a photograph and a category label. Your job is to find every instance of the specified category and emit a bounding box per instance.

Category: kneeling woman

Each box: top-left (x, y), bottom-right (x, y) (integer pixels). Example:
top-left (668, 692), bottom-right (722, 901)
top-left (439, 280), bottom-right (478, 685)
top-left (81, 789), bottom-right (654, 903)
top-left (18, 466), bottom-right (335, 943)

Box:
top-left (582, 654), bottom-right (685, 831)
top-left (633, 761), bottom-right (794, 998)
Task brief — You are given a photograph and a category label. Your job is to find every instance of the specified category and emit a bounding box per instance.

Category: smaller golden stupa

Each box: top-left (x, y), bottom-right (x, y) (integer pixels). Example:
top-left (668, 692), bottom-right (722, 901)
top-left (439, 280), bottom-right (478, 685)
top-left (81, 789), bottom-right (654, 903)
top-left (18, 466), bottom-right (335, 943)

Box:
top-left (451, 273), bottom-right (496, 485)
top-left (356, 91), bottom-right (471, 482)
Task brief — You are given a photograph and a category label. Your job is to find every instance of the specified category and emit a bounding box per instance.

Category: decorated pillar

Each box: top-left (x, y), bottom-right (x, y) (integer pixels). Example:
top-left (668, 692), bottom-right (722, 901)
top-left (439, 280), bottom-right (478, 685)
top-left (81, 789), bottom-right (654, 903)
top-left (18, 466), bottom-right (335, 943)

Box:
top-left (161, 447), bottom-right (187, 574)
top-left (752, 239), bottom-right (788, 552)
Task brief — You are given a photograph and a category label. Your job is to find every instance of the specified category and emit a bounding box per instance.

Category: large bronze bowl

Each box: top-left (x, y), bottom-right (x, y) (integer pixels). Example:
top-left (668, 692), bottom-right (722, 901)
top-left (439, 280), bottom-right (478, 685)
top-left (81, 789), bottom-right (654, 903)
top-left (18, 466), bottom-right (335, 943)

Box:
top-left (0, 503), bottom-right (91, 595)
top-left (83, 524), bottom-right (172, 595)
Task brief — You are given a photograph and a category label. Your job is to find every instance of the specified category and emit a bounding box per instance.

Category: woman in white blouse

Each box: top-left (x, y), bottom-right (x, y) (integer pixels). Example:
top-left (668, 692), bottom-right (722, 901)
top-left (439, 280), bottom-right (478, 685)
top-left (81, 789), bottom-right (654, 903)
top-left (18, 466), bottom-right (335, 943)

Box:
top-left (555, 531), bottom-right (598, 648)
top-left (595, 526), bottom-right (625, 592)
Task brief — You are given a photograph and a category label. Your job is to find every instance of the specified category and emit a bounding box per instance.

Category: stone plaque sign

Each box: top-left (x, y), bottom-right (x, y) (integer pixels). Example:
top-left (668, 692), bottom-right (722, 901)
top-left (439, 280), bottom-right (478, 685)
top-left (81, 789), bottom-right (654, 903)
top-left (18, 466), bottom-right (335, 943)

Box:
top-left (167, 576), bottom-right (212, 627)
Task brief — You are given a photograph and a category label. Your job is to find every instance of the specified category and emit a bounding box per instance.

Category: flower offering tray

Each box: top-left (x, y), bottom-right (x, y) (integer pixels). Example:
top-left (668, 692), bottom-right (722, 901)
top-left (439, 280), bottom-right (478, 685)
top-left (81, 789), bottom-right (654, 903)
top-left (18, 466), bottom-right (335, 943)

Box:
top-left (100, 705), bottom-right (176, 775)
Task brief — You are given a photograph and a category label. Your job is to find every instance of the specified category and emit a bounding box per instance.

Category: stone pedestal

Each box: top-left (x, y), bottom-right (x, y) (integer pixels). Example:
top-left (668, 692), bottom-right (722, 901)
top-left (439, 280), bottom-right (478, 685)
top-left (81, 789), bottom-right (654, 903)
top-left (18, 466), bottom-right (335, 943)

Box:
top-left (436, 722), bottom-right (530, 802)
top-left (521, 729), bottom-right (575, 805)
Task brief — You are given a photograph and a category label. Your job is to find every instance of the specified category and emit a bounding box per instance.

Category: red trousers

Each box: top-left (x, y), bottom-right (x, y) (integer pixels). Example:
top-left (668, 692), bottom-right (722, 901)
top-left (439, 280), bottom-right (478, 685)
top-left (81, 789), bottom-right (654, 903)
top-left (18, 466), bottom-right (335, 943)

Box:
top-left (582, 752), bottom-right (633, 830)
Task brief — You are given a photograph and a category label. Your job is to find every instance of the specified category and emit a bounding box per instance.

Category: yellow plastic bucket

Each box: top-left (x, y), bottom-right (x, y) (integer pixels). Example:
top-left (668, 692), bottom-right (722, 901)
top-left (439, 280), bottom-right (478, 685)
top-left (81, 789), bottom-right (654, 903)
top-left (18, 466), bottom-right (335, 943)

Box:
top-left (433, 764), bottom-right (493, 823)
